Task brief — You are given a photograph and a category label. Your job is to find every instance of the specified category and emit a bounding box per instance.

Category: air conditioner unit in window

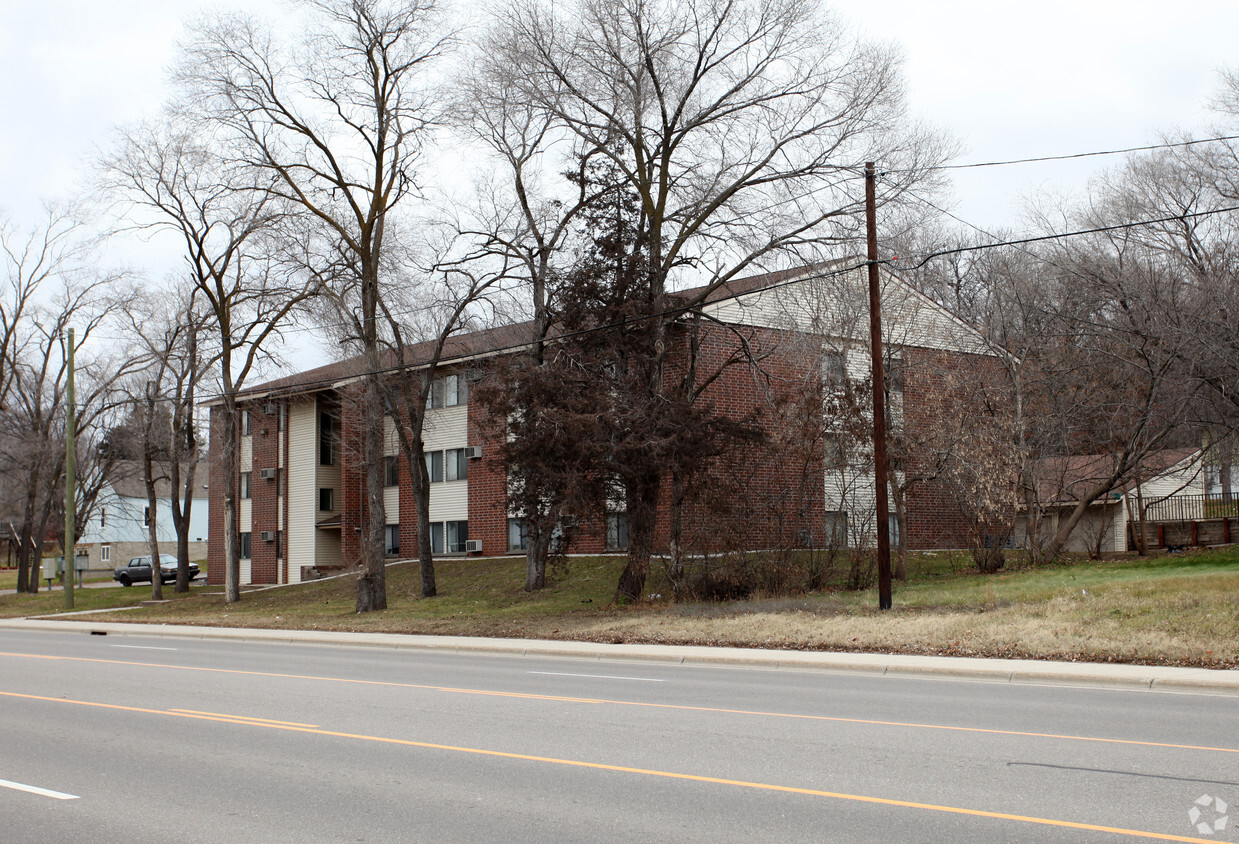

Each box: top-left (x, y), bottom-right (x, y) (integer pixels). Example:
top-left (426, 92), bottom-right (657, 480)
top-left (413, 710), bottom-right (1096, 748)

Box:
top-left (259, 468), bottom-right (276, 480)
top-left (464, 539), bottom-right (483, 553)
top-left (262, 402), bottom-right (277, 415)
top-left (464, 445), bottom-right (482, 460)
top-left (260, 531), bottom-right (275, 542)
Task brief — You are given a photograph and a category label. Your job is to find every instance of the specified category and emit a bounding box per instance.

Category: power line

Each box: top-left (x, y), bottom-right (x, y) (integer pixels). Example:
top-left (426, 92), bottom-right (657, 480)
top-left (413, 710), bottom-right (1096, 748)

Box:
top-left (885, 134), bottom-right (1239, 174)
top-left (893, 204), bottom-right (1239, 270)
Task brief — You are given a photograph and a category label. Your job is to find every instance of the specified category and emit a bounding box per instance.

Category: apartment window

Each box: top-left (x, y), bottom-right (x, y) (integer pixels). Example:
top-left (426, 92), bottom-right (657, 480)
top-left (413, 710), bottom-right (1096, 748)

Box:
top-left (240, 472), bottom-right (252, 499)
top-left (100, 544), bottom-right (111, 563)
top-left (241, 410), bottom-right (252, 436)
top-left (606, 513), bottom-right (629, 551)
top-left (319, 488), bottom-right (334, 512)
top-left (445, 448), bottom-right (468, 481)
top-left (424, 449), bottom-right (468, 483)
top-left (428, 374), bottom-right (469, 410)
top-left (508, 518), bottom-right (527, 552)
top-left (100, 507), bottom-right (106, 528)
top-left (885, 350), bottom-right (905, 394)
top-left (823, 433), bottom-right (844, 468)
top-left (239, 532), bottom-right (251, 559)
top-left (276, 468), bottom-right (283, 498)
top-left (275, 530), bottom-right (283, 561)
top-left (319, 413), bottom-right (336, 465)
top-left (384, 525), bottom-right (400, 557)
top-left (429, 520), bottom-right (469, 554)
top-left (384, 456), bottom-right (399, 487)
top-left (424, 450), bottom-right (444, 483)
top-left (824, 349), bottom-right (846, 388)
top-left (824, 511), bottom-right (849, 548)
top-left (143, 506), bottom-right (150, 526)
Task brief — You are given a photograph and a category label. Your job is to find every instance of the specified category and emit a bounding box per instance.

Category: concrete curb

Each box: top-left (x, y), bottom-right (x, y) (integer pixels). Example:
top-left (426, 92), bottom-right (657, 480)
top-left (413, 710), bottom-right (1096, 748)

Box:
top-left (2, 617), bottom-right (1237, 695)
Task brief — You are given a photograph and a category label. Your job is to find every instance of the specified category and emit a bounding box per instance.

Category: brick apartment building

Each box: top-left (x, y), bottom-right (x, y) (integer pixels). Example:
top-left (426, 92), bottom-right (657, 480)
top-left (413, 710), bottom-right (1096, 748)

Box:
top-left (207, 264), bottom-right (998, 586)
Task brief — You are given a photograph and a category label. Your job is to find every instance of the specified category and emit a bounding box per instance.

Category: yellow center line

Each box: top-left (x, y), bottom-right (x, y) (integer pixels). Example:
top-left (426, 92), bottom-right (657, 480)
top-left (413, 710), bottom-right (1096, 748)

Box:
top-left (2, 650), bottom-right (1235, 755)
top-left (0, 689), bottom-right (1218, 844)
top-left (169, 709), bottom-right (320, 728)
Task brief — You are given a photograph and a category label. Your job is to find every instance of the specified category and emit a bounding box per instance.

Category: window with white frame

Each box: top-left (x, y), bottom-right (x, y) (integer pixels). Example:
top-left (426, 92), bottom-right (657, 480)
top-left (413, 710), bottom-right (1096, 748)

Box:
top-left (823, 433), bottom-right (844, 468)
top-left (824, 511), bottom-right (849, 548)
top-left (606, 513), bottom-right (629, 551)
top-left (427, 373), bottom-right (469, 409)
top-left (239, 532), bottom-right (251, 559)
top-left (384, 525), bottom-right (400, 556)
top-left (100, 544), bottom-right (111, 563)
top-left (240, 472), bottom-right (252, 499)
top-left (424, 449), bottom-right (468, 482)
top-left (508, 518), bottom-right (527, 551)
top-left (429, 520), bottom-right (469, 554)
top-left (824, 349), bottom-right (846, 388)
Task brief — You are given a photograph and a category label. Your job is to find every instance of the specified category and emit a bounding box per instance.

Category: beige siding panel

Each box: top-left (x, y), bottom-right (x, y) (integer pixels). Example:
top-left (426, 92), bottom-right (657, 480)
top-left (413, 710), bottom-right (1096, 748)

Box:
top-left (240, 557), bottom-right (251, 584)
top-left (702, 268), bottom-right (988, 355)
top-left (318, 529), bottom-right (341, 568)
top-left (240, 436), bottom-right (252, 472)
top-left (239, 500), bottom-right (251, 532)
top-left (384, 416), bottom-right (399, 456)
top-left (384, 487), bottom-right (400, 522)
top-left (287, 397), bottom-right (319, 584)
top-left (424, 405), bottom-right (468, 450)
top-left (429, 481), bottom-right (469, 522)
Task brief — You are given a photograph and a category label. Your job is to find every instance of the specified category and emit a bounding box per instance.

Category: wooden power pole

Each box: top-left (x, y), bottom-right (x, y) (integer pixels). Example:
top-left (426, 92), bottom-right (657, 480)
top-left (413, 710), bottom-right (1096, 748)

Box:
top-left (864, 163), bottom-right (893, 611)
top-left (64, 327), bottom-right (76, 610)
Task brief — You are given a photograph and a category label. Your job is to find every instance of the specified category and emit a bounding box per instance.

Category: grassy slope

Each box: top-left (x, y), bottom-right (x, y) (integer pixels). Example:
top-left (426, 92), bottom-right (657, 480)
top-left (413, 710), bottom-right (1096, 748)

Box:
top-left (4, 548), bottom-right (1237, 668)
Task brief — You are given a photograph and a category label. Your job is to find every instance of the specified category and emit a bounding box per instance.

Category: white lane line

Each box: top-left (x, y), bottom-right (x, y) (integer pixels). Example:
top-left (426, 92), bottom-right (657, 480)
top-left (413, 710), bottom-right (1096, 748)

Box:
top-left (528, 671), bottom-right (664, 682)
top-left (111, 645), bottom-right (178, 651)
top-left (0, 779), bottom-right (79, 800)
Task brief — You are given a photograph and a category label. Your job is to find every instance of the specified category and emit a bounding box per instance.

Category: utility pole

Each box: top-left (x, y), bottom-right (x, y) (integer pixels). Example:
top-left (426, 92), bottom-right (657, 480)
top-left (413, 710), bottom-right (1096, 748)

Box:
top-left (64, 327), bottom-right (76, 610)
top-left (864, 163), bottom-right (893, 611)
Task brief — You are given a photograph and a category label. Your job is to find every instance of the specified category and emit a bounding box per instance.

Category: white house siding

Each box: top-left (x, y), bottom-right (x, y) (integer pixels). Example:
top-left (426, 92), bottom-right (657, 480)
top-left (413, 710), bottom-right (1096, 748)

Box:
top-left (287, 397), bottom-right (318, 583)
top-left (701, 268), bottom-right (989, 356)
top-left (76, 488), bottom-right (209, 572)
top-left (425, 404), bottom-right (470, 523)
top-left (383, 487), bottom-right (400, 521)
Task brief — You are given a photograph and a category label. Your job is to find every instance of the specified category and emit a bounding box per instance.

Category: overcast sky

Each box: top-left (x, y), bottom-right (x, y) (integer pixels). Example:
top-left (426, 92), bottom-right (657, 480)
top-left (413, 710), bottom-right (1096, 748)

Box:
top-left (2, 0), bottom-right (1237, 360)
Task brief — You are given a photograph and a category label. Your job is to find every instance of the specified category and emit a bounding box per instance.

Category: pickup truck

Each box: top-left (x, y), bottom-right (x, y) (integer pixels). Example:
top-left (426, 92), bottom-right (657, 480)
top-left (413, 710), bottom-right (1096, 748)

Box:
top-left (113, 554), bottom-right (200, 586)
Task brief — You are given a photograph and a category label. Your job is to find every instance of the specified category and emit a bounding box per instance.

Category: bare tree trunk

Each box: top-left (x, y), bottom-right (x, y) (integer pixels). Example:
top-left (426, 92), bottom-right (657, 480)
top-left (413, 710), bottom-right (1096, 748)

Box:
top-left (525, 525), bottom-right (550, 592)
top-left (143, 450), bottom-right (163, 602)
top-left (615, 472), bottom-right (659, 603)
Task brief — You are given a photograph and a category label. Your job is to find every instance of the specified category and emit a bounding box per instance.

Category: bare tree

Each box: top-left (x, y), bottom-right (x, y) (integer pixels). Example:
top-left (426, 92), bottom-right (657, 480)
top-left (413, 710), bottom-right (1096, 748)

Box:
top-left (100, 119), bottom-right (313, 603)
top-left (121, 287), bottom-right (212, 594)
top-left (179, 0), bottom-right (452, 612)
top-left (480, 0), bottom-right (948, 600)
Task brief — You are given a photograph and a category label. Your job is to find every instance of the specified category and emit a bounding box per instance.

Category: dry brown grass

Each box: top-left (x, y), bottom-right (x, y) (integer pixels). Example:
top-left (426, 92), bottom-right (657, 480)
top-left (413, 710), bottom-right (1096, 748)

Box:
top-left (21, 548), bottom-right (1239, 668)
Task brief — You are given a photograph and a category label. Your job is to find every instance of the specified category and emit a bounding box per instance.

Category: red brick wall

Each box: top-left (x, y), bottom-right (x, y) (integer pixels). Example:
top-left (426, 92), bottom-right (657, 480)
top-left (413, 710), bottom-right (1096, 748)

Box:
top-left (246, 402), bottom-right (280, 583)
top-left (206, 330), bottom-right (1005, 583)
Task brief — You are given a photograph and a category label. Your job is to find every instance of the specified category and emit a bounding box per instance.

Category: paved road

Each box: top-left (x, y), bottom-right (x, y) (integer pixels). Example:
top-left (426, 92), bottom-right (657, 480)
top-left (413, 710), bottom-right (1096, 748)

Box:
top-left (1, 626), bottom-right (1236, 843)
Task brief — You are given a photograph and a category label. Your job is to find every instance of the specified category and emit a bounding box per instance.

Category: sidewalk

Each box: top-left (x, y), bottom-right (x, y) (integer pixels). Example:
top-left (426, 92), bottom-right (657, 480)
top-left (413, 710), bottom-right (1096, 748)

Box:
top-left (2, 616), bottom-right (1237, 695)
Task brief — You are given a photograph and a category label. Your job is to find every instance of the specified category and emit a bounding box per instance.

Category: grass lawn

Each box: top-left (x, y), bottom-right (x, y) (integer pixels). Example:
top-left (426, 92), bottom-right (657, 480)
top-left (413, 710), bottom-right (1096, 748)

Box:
top-left (4, 548), bottom-right (1237, 669)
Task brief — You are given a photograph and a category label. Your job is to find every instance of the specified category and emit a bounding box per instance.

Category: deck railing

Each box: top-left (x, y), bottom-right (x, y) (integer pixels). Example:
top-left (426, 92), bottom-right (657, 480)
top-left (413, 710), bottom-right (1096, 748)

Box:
top-left (1142, 493), bottom-right (1239, 522)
